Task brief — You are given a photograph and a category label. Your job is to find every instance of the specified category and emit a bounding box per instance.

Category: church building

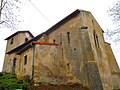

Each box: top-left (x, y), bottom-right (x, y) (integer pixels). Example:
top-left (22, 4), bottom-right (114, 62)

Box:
top-left (2, 9), bottom-right (120, 90)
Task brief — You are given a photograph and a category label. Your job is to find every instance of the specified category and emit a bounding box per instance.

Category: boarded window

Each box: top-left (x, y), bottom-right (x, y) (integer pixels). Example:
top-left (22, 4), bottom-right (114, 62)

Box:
top-left (24, 55), bottom-right (27, 65)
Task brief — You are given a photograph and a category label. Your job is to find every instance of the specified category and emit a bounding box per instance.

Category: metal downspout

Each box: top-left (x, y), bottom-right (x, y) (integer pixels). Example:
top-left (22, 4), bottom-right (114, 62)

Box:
top-left (31, 43), bottom-right (35, 80)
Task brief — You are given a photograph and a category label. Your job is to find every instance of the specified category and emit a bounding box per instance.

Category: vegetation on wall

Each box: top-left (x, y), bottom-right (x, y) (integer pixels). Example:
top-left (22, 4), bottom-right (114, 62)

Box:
top-left (0, 72), bottom-right (32, 90)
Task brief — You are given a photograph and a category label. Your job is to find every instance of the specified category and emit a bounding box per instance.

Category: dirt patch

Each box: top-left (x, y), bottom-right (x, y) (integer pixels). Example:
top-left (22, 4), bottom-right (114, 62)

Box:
top-left (27, 84), bottom-right (89, 90)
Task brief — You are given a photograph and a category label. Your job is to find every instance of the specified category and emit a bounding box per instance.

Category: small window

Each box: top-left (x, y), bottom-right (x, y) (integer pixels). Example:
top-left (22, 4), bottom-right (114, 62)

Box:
top-left (92, 20), bottom-right (95, 27)
top-left (24, 55), bottom-right (27, 65)
top-left (67, 32), bottom-right (70, 44)
top-left (13, 58), bottom-right (17, 68)
top-left (25, 38), bottom-right (28, 42)
top-left (96, 35), bottom-right (99, 47)
top-left (53, 39), bottom-right (55, 43)
top-left (10, 38), bottom-right (14, 45)
top-left (93, 31), bottom-right (97, 46)
top-left (93, 30), bottom-right (99, 48)
top-left (67, 63), bottom-right (70, 70)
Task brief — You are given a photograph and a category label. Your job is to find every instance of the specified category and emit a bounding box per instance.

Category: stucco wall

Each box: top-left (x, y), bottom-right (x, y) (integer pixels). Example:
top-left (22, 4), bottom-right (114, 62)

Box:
top-left (33, 13), bottom-right (82, 84)
top-left (33, 11), bottom-right (115, 90)
top-left (33, 11), bottom-right (104, 90)
top-left (105, 43), bottom-right (120, 89)
top-left (2, 53), bottom-right (18, 73)
top-left (5, 32), bottom-right (32, 53)
top-left (85, 12), bottom-right (113, 90)
top-left (17, 47), bottom-right (33, 79)
top-left (2, 10), bottom-right (119, 90)
top-left (2, 47), bottom-right (33, 79)
top-left (3, 32), bottom-right (33, 75)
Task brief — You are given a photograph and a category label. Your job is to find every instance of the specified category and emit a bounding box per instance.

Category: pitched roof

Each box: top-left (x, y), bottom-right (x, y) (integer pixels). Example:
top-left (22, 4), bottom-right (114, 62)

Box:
top-left (31, 9), bottom-right (82, 40)
top-left (5, 31), bottom-right (34, 40)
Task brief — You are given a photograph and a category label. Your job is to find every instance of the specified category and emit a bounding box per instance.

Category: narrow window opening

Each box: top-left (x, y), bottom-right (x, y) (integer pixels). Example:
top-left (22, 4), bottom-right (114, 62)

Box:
top-left (92, 20), bottom-right (95, 28)
top-left (93, 30), bottom-right (97, 46)
top-left (10, 38), bottom-right (14, 45)
top-left (67, 32), bottom-right (70, 44)
top-left (13, 58), bottom-right (17, 68)
top-left (24, 55), bottom-right (27, 65)
top-left (67, 63), bottom-right (70, 70)
top-left (61, 48), bottom-right (64, 59)
top-left (54, 56), bottom-right (56, 62)
top-left (53, 39), bottom-right (55, 43)
top-left (93, 30), bottom-right (99, 48)
top-left (25, 38), bottom-right (28, 42)
top-left (12, 58), bottom-right (16, 73)
top-left (96, 35), bottom-right (99, 47)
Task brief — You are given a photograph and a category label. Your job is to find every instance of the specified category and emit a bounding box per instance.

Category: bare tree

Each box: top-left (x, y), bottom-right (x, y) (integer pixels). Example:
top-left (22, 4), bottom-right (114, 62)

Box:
top-left (105, 0), bottom-right (120, 43)
top-left (109, 0), bottom-right (120, 24)
top-left (0, 0), bottom-right (22, 30)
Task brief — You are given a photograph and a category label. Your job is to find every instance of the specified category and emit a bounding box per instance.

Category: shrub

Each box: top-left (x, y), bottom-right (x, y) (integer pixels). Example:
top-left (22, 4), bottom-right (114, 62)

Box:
top-left (0, 72), bottom-right (32, 90)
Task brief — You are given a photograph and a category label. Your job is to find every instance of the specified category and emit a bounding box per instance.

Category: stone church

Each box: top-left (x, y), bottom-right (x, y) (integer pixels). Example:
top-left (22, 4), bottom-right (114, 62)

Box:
top-left (2, 9), bottom-right (120, 90)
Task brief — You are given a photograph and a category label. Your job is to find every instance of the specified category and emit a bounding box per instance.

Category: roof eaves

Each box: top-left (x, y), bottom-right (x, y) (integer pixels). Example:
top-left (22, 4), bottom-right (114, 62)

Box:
top-left (44, 9), bottom-right (80, 36)
top-left (17, 43), bottom-right (33, 55)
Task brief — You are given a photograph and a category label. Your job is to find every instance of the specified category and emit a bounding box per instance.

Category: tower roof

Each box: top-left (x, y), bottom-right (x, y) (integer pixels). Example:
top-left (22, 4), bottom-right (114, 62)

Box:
top-left (5, 31), bottom-right (34, 40)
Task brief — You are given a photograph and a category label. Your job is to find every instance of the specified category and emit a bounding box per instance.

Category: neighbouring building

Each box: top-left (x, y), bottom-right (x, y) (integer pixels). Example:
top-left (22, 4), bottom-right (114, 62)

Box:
top-left (2, 9), bottom-right (120, 90)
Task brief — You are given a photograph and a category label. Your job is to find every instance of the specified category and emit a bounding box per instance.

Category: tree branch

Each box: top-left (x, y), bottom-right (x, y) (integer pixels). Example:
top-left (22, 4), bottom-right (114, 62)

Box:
top-left (1, 1), bottom-right (7, 10)
top-left (0, 21), bottom-right (4, 24)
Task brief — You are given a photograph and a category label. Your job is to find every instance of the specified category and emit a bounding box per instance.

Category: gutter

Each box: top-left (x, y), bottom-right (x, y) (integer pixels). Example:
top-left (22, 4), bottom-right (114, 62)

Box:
top-left (31, 43), bottom-right (35, 80)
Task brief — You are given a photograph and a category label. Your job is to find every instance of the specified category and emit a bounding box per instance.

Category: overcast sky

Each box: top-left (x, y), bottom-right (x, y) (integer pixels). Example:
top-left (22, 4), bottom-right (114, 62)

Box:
top-left (0, 0), bottom-right (119, 71)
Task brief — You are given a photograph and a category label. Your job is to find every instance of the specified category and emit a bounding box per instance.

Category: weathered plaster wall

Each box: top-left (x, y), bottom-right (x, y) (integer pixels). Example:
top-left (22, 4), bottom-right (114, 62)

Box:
top-left (33, 11), bottom-right (116, 90)
top-left (33, 13), bottom-right (83, 84)
top-left (2, 53), bottom-right (17, 73)
top-left (105, 43), bottom-right (120, 89)
top-left (84, 12), bottom-right (113, 90)
top-left (6, 32), bottom-right (32, 53)
top-left (33, 11), bottom-right (106, 90)
top-left (3, 32), bottom-right (33, 74)
top-left (3, 10), bottom-right (119, 90)
top-left (105, 43), bottom-right (119, 73)
top-left (17, 47), bottom-right (33, 79)
top-left (2, 47), bottom-right (33, 79)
